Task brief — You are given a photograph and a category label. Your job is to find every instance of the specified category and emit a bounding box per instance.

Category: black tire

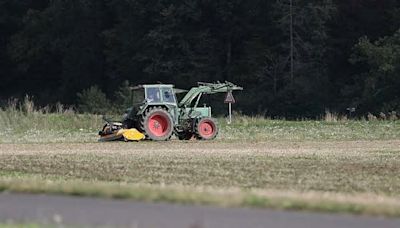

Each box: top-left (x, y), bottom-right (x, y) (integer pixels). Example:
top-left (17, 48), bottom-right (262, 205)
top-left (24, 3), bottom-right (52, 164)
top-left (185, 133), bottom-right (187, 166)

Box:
top-left (140, 107), bottom-right (173, 141)
top-left (195, 118), bottom-right (218, 140)
top-left (177, 131), bottom-right (193, 140)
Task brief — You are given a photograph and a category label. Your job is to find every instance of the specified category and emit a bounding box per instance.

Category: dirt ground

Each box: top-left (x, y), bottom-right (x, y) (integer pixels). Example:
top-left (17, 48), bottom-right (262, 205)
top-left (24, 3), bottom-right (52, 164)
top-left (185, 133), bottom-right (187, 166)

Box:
top-left (0, 139), bottom-right (399, 156)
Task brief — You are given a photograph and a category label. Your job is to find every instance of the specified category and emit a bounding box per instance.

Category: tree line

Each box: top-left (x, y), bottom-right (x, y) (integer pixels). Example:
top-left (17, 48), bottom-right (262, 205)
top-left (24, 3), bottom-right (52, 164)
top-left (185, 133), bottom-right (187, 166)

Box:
top-left (0, 0), bottom-right (399, 118)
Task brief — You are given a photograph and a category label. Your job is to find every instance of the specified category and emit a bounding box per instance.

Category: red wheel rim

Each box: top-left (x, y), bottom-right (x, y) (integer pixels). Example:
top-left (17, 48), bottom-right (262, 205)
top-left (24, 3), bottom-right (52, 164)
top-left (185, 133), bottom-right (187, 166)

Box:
top-left (148, 114), bottom-right (169, 137)
top-left (199, 121), bottom-right (214, 137)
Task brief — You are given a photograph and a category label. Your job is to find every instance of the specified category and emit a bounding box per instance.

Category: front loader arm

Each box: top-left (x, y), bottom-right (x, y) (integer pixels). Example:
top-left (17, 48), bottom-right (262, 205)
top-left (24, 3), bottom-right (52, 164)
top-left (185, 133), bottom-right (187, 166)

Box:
top-left (178, 81), bottom-right (243, 107)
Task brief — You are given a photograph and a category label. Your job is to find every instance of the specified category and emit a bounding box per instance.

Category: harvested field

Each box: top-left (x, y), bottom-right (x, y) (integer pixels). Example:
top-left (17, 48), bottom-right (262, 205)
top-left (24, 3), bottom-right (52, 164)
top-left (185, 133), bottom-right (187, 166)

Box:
top-left (1, 139), bottom-right (400, 216)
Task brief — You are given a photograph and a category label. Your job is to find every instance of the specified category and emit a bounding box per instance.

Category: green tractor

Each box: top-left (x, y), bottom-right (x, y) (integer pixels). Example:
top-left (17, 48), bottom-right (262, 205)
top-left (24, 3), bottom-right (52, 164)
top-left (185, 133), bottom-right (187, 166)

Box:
top-left (99, 81), bottom-right (242, 141)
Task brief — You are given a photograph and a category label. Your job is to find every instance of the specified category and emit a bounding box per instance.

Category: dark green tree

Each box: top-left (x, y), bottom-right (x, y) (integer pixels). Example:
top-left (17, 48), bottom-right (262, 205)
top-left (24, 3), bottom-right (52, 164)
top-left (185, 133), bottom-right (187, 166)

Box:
top-left (350, 30), bottom-right (400, 113)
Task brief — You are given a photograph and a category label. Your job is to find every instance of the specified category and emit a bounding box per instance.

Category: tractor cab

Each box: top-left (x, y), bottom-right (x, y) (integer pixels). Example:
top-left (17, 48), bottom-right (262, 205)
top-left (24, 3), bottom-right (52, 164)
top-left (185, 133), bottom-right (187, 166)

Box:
top-left (131, 84), bottom-right (177, 105)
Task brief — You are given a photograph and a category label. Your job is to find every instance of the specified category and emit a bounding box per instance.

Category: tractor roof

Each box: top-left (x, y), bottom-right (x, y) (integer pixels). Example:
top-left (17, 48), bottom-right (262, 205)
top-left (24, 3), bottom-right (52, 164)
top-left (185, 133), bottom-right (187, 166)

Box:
top-left (129, 84), bottom-right (173, 90)
top-left (129, 84), bottom-right (188, 93)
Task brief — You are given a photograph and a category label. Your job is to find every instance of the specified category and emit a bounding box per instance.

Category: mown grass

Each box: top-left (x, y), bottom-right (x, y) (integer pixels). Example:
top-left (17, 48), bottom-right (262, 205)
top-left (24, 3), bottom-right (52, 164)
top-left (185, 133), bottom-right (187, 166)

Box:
top-left (1, 143), bottom-right (400, 194)
top-left (1, 141), bottom-right (400, 217)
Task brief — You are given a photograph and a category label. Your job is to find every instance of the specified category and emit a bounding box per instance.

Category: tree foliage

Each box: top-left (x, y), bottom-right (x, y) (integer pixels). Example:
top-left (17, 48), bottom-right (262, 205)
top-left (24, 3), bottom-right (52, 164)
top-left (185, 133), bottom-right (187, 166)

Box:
top-left (351, 30), bottom-right (400, 113)
top-left (0, 0), bottom-right (399, 117)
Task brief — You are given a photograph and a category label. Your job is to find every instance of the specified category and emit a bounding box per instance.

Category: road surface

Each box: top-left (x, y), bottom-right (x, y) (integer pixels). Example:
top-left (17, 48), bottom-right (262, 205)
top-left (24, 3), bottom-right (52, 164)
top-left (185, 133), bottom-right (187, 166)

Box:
top-left (0, 193), bottom-right (399, 228)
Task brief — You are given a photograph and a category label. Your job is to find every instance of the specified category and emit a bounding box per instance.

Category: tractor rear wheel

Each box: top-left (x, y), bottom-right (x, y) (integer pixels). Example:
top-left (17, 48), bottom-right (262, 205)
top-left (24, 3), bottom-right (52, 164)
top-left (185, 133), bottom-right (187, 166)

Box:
top-left (195, 118), bottom-right (218, 140)
top-left (141, 107), bottom-right (173, 141)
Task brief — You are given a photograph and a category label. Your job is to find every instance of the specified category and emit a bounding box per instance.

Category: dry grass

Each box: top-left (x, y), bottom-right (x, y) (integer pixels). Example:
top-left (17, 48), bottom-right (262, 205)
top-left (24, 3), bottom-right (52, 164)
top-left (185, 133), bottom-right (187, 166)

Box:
top-left (0, 113), bottom-right (399, 143)
top-left (1, 98), bottom-right (400, 143)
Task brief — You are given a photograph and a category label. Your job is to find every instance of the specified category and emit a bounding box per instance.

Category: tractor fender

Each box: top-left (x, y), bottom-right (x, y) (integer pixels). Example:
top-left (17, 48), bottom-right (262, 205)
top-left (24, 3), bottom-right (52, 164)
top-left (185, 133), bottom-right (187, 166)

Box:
top-left (137, 104), bottom-right (172, 115)
top-left (136, 104), bottom-right (149, 115)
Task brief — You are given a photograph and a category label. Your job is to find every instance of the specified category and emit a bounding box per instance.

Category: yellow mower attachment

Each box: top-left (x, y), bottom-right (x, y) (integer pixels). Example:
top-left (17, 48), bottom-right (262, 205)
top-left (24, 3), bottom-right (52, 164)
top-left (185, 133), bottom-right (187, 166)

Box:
top-left (121, 128), bottom-right (145, 141)
top-left (98, 122), bottom-right (145, 142)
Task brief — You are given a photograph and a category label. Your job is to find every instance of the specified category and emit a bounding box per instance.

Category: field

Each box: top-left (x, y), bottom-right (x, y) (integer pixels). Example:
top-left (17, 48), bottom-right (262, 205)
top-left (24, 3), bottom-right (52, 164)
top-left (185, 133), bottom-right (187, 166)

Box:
top-left (1, 109), bottom-right (400, 217)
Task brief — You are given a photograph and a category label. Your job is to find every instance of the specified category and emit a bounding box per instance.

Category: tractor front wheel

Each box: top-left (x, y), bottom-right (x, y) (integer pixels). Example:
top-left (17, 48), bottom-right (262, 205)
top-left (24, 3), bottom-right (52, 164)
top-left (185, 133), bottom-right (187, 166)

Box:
top-left (141, 107), bottom-right (173, 141)
top-left (195, 118), bottom-right (218, 140)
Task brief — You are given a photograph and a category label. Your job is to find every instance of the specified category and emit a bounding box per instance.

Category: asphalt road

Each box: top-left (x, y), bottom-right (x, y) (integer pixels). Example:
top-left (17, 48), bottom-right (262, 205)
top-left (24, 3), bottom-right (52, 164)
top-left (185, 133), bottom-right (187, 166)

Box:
top-left (1, 193), bottom-right (399, 228)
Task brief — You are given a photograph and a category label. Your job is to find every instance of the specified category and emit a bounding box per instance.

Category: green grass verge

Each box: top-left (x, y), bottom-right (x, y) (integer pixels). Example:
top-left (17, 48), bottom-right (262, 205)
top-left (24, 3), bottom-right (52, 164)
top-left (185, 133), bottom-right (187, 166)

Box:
top-left (1, 175), bottom-right (400, 217)
top-left (0, 224), bottom-right (43, 228)
top-left (0, 222), bottom-right (81, 228)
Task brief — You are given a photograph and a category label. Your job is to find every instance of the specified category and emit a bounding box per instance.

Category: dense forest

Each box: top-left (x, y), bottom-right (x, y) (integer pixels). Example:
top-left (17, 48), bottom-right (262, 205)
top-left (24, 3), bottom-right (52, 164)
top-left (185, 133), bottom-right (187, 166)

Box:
top-left (0, 0), bottom-right (399, 118)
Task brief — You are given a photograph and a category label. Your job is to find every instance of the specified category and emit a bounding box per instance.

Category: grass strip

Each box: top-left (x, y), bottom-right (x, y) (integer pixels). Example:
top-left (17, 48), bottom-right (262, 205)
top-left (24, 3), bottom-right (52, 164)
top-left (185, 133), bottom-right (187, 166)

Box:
top-left (1, 176), bottom-right (400, 218)
top-left (0, 224), bottom-right (44, 228)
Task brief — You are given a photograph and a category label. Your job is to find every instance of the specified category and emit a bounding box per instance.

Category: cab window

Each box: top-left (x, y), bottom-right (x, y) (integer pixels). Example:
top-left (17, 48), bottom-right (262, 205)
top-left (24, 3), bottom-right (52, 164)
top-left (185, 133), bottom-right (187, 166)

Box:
top-left (162, 88), bottom-right (175, 103)
top-left (146, 87), bottom-right (161, 103)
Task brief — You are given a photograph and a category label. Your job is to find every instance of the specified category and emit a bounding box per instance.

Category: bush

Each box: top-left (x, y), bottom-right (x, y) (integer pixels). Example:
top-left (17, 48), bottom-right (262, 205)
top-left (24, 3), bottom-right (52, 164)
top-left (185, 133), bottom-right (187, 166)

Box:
top-left (77, 86), bottom-right (110, 114)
